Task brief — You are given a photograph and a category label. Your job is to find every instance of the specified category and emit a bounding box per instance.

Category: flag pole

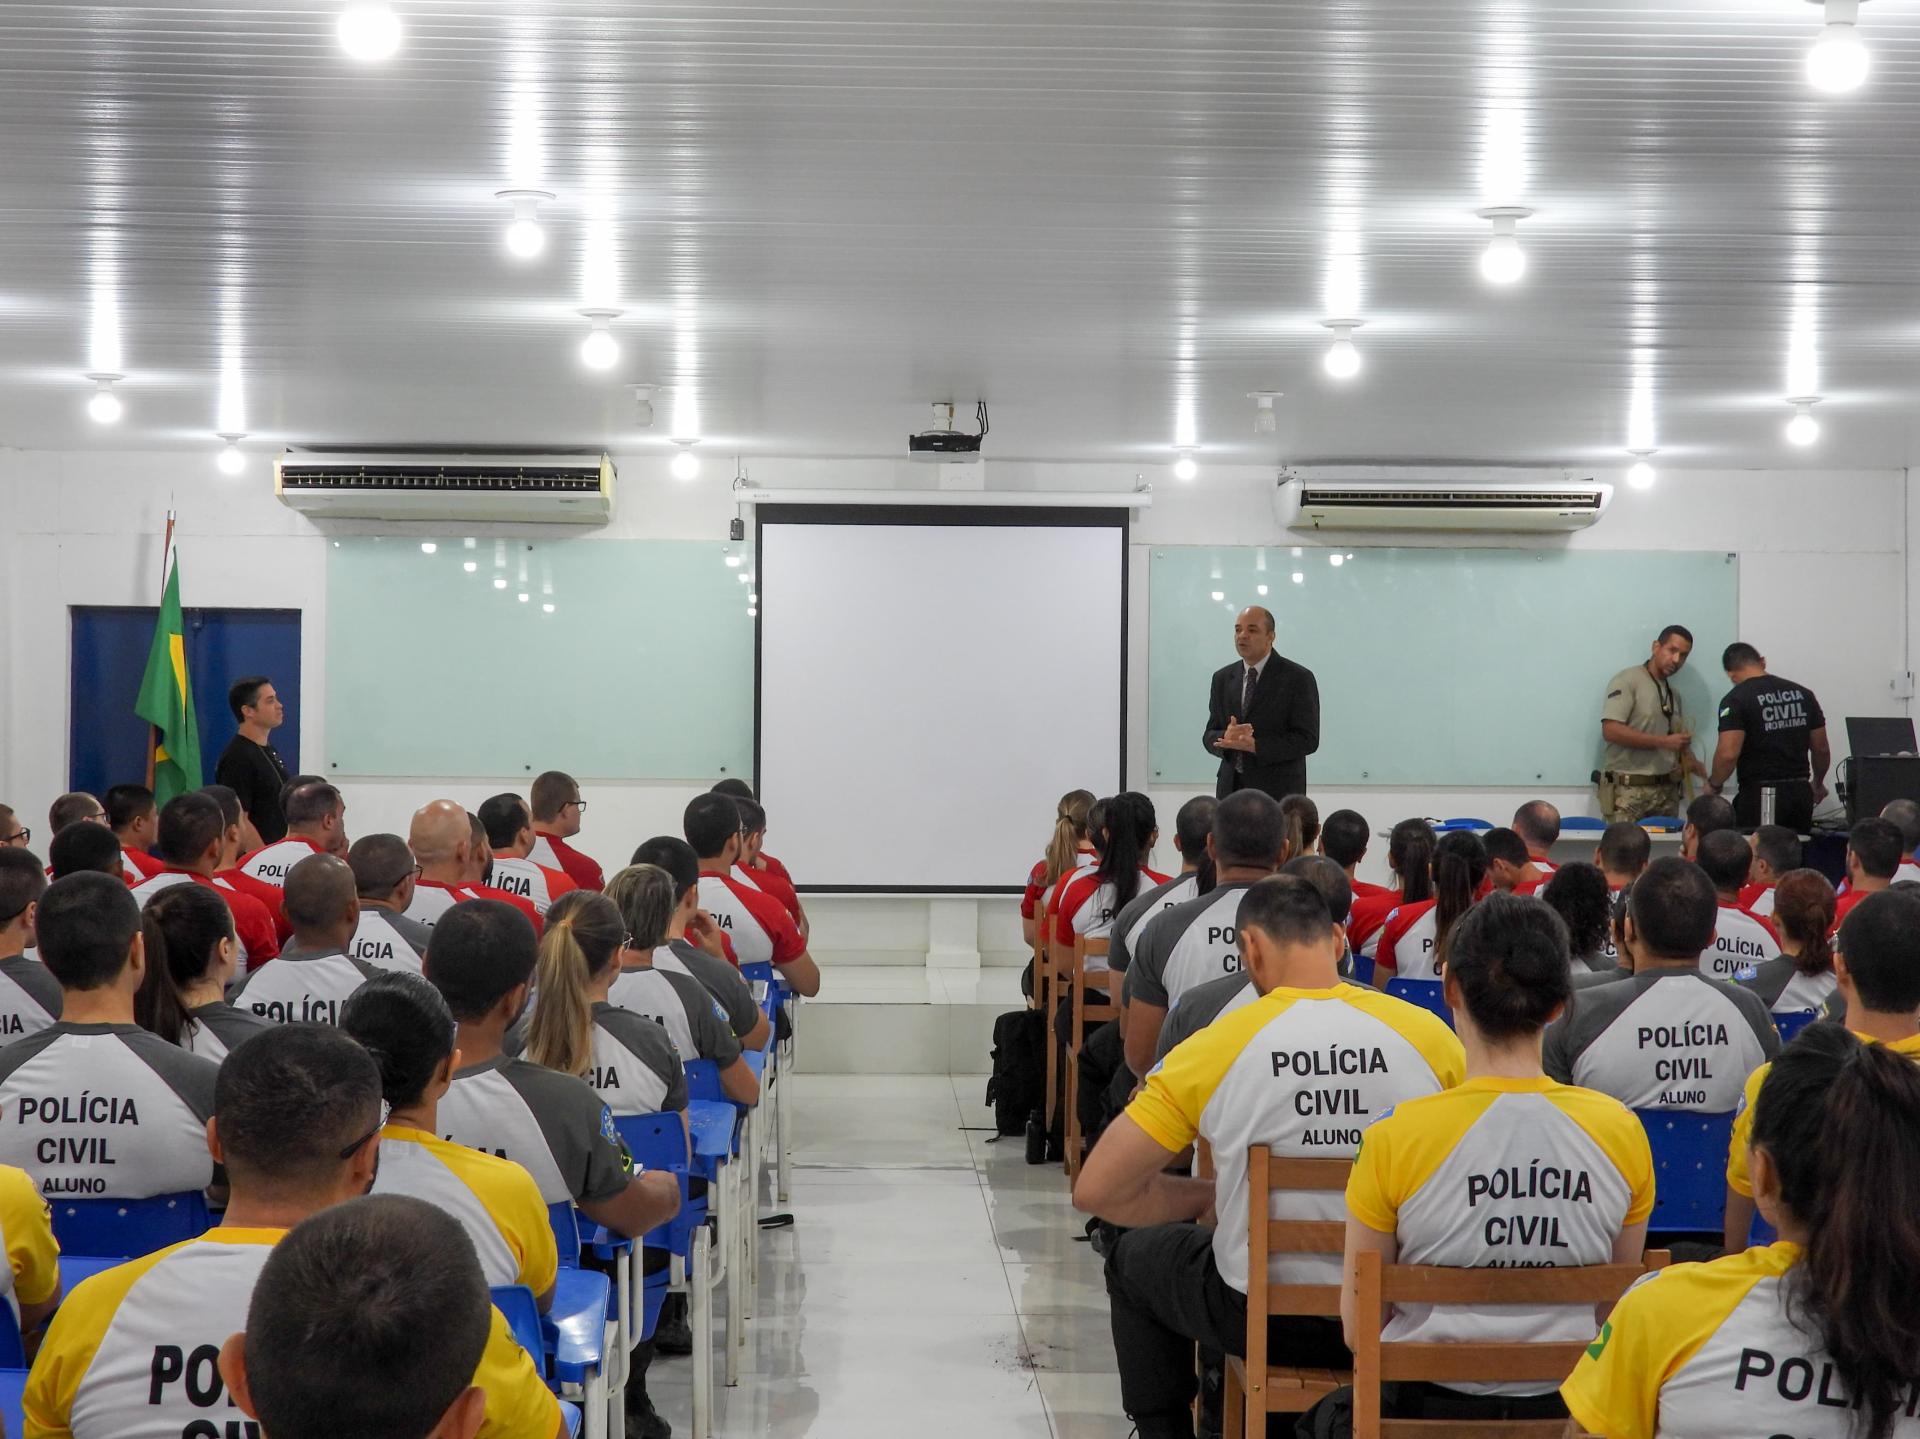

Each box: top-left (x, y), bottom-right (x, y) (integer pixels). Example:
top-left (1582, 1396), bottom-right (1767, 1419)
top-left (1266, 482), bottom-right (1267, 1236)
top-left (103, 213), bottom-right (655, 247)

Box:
top-left (145, 509), bottom-right (177, 789)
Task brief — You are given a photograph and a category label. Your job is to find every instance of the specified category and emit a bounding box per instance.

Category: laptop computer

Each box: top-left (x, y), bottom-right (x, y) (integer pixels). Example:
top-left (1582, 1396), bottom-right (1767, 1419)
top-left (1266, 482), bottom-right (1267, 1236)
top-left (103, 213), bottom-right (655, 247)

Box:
top-left (1847, 716), bottom-right (1918, 757)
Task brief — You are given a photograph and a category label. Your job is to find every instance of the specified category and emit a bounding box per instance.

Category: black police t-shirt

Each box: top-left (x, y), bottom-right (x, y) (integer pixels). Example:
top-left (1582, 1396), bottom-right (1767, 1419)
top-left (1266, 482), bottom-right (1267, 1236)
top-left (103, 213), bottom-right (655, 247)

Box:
top-left (215, 735), bottom-right (291, 843)
top-left (1716, 675), bottom-right (1824, 785)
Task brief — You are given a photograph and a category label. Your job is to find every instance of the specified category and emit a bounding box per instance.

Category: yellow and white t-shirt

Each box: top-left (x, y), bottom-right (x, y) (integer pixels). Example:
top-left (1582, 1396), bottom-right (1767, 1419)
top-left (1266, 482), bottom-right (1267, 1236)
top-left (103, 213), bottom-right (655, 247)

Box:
top-left (1725, 1029), bottom-right (1920, 1198)
top-left (369, 1123), bottom-right (558, 1295)
top-left (1126, 982), bottom-right (1465, 1293)
top-left (1346, 1076), bottom-right (1654, 1397)
top-left (1561, 1242), bottom-right (1920, 1439)
top-left (22, 1226), bottom-right (559, 1439)
top-left (0, 1163), bottom-right (58, 1329)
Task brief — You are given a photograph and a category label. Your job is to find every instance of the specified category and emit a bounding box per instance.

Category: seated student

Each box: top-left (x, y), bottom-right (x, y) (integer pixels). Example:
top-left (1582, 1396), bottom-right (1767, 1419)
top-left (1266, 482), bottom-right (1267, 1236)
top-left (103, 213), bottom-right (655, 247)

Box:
top-left (1741, 823), bottom-right (1802, 917)
top-left (27, 1028), bottom-right (564, 1439)
top-left (1679, 793), bottom-right (1736, 861)
top-left (604, 864), bottom-right (759, 1105)
top-left (136, 882), bottom-right (271, 1061)
top-left (527, 891), bottom-right (689, 1121)
top-left (47, 821), bottom-right (125, 882)
top-left (728, 796), bottom-right (803, 919)
top-left (1347, 819), bottom-right (1436, 965)
top-left (1322, 895), bottom-right (1653, 1433)
top-left (233, 779), bottom-right (349, 897)
top-left (1374, 829), bottom-right (1489, 988)
top-left (1879, 797), bottom-right (1920, 883)
top-left (462, 811), bottom-right (544, 932)
top-left (1108, 796), bottom-right (1214, 982)
top-left (1540, 861), bottom-right (1620, 973)
top-left (712, 781), bottom-right (807, 908)
top-left (1572, 888), bottom-right (1638, 992)
top-left (1020, 789), bottom-right (1096, 948)
top-left (0, 807), bottom-right (26, 848)
top-left (427, 898), bottom-right (680, 1238)
top-left (1834, 816), bottom-right (1902, 931)
top-left (0, 1156), bottom-right (57, 1340)
top-left (1054, 793), bottom-right (1167, 999)
top-left (343, 971), bottom-right (559, 1304)
top-left (1695, 829), bottom-right (1783, 980)
top-left (46, 792), bottom-right (105, 838)
top-left (629, 836), bottom-right (771, 1050)
top-left (104, 783), bottom-right (163, 882)
top-left (129, 791), bottom-right (281, 968)
top-left (1736, 868), bottom-right (1838, 1018)
top-left (203, 784), bottom-right (293, 942)
top-left (1482, 826), bottom-right (1550, 895)
top-left (1150, 853), bottom-right (1353, 1066)
top-left (345, 832), bottom-right (433, 973)
top-left (0, 850), bottom-right (62, 1038)
top-left (476, 792), bottom-right (576, 916)
top-left (230, 854), bottom-right (379, 1025)
top-left (1319, 807), bottom-right (1386, 900)
top-left (220, 1195), bottom-right (531, 1439)
top-left (1543, 857), bottom-right (1778, 1114)
top-left (1566, 1025), bottom-right (1920, 1439)
top-left (1594, 820), bottom-right (1651, 892)
top-left (1280, 793), bottom-right (1321, 861)
top-left (403, 800), bottom-right (541, 933)
top-left (1073, 876), bottom-right (1465, 1439)
top-left (1121, 789), bottom-right (1286, 1078)
top-left (1512, 799), bottom-right (1563, 873)
top-left (1722, 887), bottom-right (1920, 1250)
top-left (683, 793), bottom-right (822, 996)
top-left (527, 769), bottom-right (606, 892)
top-left (0, 872), bottom-right (218, 1200)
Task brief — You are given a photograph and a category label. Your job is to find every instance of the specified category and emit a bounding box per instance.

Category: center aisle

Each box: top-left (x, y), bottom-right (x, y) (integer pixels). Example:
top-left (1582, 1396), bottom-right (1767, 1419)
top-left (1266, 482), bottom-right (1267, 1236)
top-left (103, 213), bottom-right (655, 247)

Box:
top-left (650, 1073), bottom-right (1129, 1437)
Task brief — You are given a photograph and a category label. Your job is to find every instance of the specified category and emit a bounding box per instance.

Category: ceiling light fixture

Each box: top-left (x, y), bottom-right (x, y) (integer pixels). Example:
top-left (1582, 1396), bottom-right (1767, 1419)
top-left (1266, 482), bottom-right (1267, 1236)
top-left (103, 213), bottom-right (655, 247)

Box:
top-left (496, 190), bottom-right (553, 260)
top-left (1172, 448), bottom-right (1199, 482)
top-left (1476, 207), bottom-right (1534, 285)
top-left (1806, 0), bottom-right (1869, 93)
top-left (517, 592), bottom-right (530, 603)
top-left (632, 383), bottom-right (659, 428)
top-left (85, 373), bottom-right (124, 425)
top-left (464, 560), bottom-right (478, 573)
top-left (215, 433), bottom-right (246, 475)
top-left (1248, 391), bottom-right (1283, 435)
top-left (542, 602), bottom-right (555, 613)
top-left (493, 577), bottom-right (507, 590)
top-left (1785, 396), bottom-right (1823, 447)
top-left (419, 541), bottom-right (437, 554)
top-left (1626, 449), bottom-right (1658, 490)
top-left (337, 1), bottom-right (402, 61)
top-left (577, 309), bottom-right (622, 370)
top-left (1321, 321), bottom-right (1364, 380)
top-left (670, 441), bottom-right (701, 481)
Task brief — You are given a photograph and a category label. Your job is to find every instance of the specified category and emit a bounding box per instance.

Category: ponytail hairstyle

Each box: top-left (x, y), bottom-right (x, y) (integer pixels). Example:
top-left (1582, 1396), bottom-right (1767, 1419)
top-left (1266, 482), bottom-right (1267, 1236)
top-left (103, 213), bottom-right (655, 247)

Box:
top-left (1043, 790), bottom-right (1097, 886)
top-left (1751, 1025), bottom-right (1920, 1439)
top-left (1278, 795), bottom-right (1320, 864)
top-left (1771, 868), bottom-right (1836, 978)
top-left (1431, 830), bottom-right (1490, 974)
top-left (338, 971), bottom-right (456, 1109)
top-left (604, 864), bottom-right (679, 953)
top-left (1387, 819), bottom-right (1436, 906)
top-left (1094, 793), bottom-right (1158, 912)
top-left (135, 883), bottom-right (236, 1047)
top-left (526, 890), bottom-right (627, 1078)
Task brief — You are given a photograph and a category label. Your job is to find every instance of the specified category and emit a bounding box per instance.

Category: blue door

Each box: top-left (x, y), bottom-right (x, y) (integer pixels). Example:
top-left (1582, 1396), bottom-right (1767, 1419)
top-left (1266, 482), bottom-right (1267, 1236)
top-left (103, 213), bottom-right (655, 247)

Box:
top-left (68, 608), bottom-right (303, 798)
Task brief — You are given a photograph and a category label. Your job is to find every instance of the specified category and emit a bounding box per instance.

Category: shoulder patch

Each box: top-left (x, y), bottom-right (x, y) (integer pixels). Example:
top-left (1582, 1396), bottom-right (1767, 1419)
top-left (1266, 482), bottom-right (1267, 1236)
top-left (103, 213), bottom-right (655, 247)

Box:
top-left (1607, 689), bottom-right (1624, 700)
top-left (1719, 706), bottom-right (1733, 719)
top-left (1586, 1321), bottom-right (1613, 1361)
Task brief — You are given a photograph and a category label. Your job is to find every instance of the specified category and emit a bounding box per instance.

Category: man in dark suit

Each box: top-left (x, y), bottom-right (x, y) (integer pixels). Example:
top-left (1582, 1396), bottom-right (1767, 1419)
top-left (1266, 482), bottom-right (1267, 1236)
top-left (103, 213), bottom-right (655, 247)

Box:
top-left (1203, 606), bottom-right (1320, 800)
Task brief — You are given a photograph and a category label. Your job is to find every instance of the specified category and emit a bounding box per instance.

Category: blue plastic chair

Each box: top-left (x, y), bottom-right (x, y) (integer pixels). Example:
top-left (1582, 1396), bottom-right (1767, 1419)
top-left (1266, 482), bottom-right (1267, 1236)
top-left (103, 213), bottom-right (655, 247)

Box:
top-left (1773, 1011), bottom-right (1819, 1045)
top-left (49, 1192), bottom-right (211, 1258)
top-left (1750, 1213), bottom-right (1779, 1247)
top-left (1436, 818), bottom-right (1492, 832)
top-left (1635, 1108), bottom-right (1736, 1233)
top-left (1350, 954), bottom-right (1375, 987)
top-left (1638, 816), bottom-right (1683, 832)
top-left (1560, 816), bottom-right (1608, 833)
top-left (0, 1366), bottom-right (24, 1439)
top-left (491, 1283), bottom-right (599, 1437)
top-left (1384, 977), bottom-right (1453, 1029)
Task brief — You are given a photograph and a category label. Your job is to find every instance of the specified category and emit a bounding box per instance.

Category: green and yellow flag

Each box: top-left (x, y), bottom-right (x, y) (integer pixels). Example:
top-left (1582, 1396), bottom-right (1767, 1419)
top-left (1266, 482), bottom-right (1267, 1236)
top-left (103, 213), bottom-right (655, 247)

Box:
top-left (133, 554), bottom-right (203, 805)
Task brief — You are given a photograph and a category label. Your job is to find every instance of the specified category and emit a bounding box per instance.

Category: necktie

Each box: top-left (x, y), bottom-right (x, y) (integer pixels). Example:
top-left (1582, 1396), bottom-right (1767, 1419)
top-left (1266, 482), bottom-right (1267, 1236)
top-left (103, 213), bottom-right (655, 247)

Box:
top-left (1235, 666), bottom-right (1256, 773)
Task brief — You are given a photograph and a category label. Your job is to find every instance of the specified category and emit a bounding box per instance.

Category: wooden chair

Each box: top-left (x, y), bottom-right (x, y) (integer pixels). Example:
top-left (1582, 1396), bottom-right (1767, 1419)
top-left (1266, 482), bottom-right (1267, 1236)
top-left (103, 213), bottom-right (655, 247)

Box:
top-left (1033, 903), bottom-right (1057, 1139)
top-left (1350, 1247), bottom-right (1666, 1438)
top-left (1222, 1146), bottom-right (1354, 1436)
top-left (1062, 934), bottom-right (1111, 1179)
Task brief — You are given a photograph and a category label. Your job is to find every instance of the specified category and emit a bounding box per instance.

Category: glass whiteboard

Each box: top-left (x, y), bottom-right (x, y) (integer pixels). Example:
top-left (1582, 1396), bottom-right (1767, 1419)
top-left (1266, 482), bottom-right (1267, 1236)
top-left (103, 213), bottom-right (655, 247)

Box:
top-left (325, 537), bottom-right (753, 779)
top-left (1147, 546), bottom-right (1739, 788)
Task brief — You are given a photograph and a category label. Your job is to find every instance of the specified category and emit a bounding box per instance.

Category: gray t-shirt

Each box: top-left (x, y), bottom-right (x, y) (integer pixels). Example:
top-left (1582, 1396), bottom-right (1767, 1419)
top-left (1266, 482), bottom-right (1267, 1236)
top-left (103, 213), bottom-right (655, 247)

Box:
top-left (347, 906), bottom-right (433, 974)
top-left (230, 944), bottom-right (379, 1026)
top-left (1108, 873), bottom-right (1201, 975)
top-left (605, 965), bottom-right (741, 1067)
top-left (1124, 882), bottom-right (1257, 1010)
top-left (184, 999), bottom-right (273, 1063)
top-left (439, 1054), bottom-right (634, 1208)
top-left (652, 940), bottom-right (761, 1042)
top-left (1542, 968), bottom-right (1778, 1112)
top-left (0, 955), bottom-right (61, 1043)
top-left (1152, 971), bottom-right (1256, 1066)
top-left (588, 1002), bottom-right (690, 1118)
top-left (1735, 955), bottom-right (1839, 1017)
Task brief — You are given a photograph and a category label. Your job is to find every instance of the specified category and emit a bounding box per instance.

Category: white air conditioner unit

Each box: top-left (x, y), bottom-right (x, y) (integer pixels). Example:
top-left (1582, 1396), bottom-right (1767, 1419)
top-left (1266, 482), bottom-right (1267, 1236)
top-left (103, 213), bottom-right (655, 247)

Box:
top-left (276, 453), bottom-right (614, 525)
top-left (1277, 476), bottom-right (1611, 533)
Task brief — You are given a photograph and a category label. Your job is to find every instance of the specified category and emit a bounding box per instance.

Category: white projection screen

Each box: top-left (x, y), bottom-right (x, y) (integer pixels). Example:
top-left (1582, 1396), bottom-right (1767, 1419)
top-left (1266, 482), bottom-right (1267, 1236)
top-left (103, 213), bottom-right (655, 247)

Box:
top-left (756, 506), bottom-right (1128, 891)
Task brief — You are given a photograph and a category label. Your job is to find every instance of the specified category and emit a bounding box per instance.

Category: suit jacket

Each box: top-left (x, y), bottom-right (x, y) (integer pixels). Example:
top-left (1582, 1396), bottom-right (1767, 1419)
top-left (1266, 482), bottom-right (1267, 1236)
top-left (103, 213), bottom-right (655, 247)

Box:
top-left (1203, 654), bottom-right (1321, 800)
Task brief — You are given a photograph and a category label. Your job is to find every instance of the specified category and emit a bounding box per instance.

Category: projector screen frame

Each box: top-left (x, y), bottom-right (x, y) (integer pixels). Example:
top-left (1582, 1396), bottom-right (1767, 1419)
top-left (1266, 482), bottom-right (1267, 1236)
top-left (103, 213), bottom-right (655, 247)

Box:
top-left (752, 502), bottom-right (1132, 895)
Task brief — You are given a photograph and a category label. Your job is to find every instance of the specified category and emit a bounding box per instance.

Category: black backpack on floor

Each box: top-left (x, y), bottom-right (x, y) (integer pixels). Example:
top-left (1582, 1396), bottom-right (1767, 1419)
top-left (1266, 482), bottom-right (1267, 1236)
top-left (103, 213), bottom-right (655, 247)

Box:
top-left (985, 1008), bottom-right (1046, 1141)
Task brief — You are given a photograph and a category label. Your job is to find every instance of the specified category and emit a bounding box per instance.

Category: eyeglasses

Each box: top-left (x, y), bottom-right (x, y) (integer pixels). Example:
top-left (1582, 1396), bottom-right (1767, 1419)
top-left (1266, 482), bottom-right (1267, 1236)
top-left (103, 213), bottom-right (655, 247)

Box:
top-left (565, 799), bottom-right (587, 813)
top-left (1, 828), bottom-right (28, 846)
top-left (338, 1099), bottom-right (392, 1159)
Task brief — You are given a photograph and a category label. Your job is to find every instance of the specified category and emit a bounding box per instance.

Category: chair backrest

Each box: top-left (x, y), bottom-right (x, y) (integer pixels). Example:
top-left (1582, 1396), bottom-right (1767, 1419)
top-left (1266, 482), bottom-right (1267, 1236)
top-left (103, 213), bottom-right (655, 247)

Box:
top-left (1351, 1247), bottom-right (1664, 1438)
top-left (489, 1284), bottom-right (549, 1375)
top-left (614, 1110), bottom-right (692, 1177)
top-left (1635, 1107), bottom-right (1736, 1233)
top-left (1773, 1011), bottom-right (1818, 1045)
top-left (1638, 816), bottom-right (1682, 831)
top-left (49, 1192), bottom-right (212, 1259)
top-left (1560, 817), bottom-right (1609, 833)
top-left (739, 960), bottom-right (774, 987)
top-left (1383, 977), bottom-right (1453, 1029)
top-left (1437, 819), bottom-right (1491, 831)
top-left (1244, 1146), bottom-right (1354, 1321)
top-left (683, 1058), bottom-right (723, 1103)
top-left (1068, 936), bottom-right (1110, 1040)
top-left (547, 1202), bottom-right (582, 1267)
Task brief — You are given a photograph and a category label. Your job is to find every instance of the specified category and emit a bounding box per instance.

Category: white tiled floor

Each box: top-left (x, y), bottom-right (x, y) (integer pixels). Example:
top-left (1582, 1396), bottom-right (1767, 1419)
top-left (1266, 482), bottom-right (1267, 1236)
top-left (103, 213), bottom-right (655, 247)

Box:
top-left (647, 1073), bottom-right (1129, 1437)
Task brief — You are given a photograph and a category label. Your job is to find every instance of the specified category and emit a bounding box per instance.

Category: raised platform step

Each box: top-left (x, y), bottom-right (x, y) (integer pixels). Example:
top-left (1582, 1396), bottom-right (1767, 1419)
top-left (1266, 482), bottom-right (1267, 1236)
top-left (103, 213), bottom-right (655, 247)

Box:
top-left (799, 965), bottom-right (1026, 1075)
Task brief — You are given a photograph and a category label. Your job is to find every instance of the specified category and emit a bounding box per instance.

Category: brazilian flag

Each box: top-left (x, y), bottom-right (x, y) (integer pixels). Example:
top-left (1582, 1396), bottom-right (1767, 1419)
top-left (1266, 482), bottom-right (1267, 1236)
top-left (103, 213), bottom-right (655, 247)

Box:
top-left (133, 556), bottom-right (203, 805)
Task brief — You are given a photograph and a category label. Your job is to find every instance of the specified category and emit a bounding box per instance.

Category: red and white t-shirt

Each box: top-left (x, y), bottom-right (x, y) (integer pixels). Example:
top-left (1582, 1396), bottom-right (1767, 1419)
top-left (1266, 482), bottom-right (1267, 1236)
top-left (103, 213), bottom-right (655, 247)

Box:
top-left (486, 856), bottom-right (576, 917)
top-left (698, 872), bottom-right (804, 969)
top-left (1052, 868), bottom-right (1172, 949)
top-left (404, 878), bottom-right (544, 935)
top-left (1375, 900), bottom-right (1447, 982)
top-left (1348, 889), bottom-right (1406, 961)
top-left (528, 831), bottom-right (605, 893)
top-left (129, 869), bottom-right (282, 970)
top-left (1023, 848), bottom-right (1096, 921)
top-left (235, 836), bottom-right (325, 888)
top-left (736, 861), bottom-right (803, 921)
top-left (219, 866), bottom-right (292, 942)
top-left (1832, 886), bottom-right (1877, 935)
top-left (1738, 881), bottom-right (1771, 915)
top-left (1350, 878), bottom-right (1393, 903)
top-left (120, 848), bottom-right (164, 884)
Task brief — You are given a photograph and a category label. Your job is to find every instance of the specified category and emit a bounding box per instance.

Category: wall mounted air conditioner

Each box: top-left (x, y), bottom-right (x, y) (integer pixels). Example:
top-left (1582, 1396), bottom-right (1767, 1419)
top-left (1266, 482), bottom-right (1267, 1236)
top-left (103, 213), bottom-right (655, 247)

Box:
top-left (1276, 476), bottom-right (1611, 533)
top-left (276, 453), bottom-right (614, 525)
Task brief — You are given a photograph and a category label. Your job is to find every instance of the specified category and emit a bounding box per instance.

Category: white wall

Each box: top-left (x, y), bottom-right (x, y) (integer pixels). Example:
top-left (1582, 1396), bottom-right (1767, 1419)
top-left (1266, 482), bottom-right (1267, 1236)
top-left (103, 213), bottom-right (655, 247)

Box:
top-left (0, 451), bottom-right (1905, 965)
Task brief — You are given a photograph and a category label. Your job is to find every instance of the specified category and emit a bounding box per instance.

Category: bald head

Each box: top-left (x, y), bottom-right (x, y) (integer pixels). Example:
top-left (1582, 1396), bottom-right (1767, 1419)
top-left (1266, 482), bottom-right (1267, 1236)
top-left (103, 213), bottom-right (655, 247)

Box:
top-left (283, 853), bottom-right (360, 946)
top-left (1233, 607), bottom-right (1276, 665)
top-left (408, 800), bottom-right (471, 874)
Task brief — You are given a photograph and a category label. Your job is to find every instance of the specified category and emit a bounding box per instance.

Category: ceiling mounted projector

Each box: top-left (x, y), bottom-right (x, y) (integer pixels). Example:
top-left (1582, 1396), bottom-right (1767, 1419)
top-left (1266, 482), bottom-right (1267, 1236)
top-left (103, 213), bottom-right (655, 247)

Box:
top-left (909, 400), bottom-right (989, 463)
